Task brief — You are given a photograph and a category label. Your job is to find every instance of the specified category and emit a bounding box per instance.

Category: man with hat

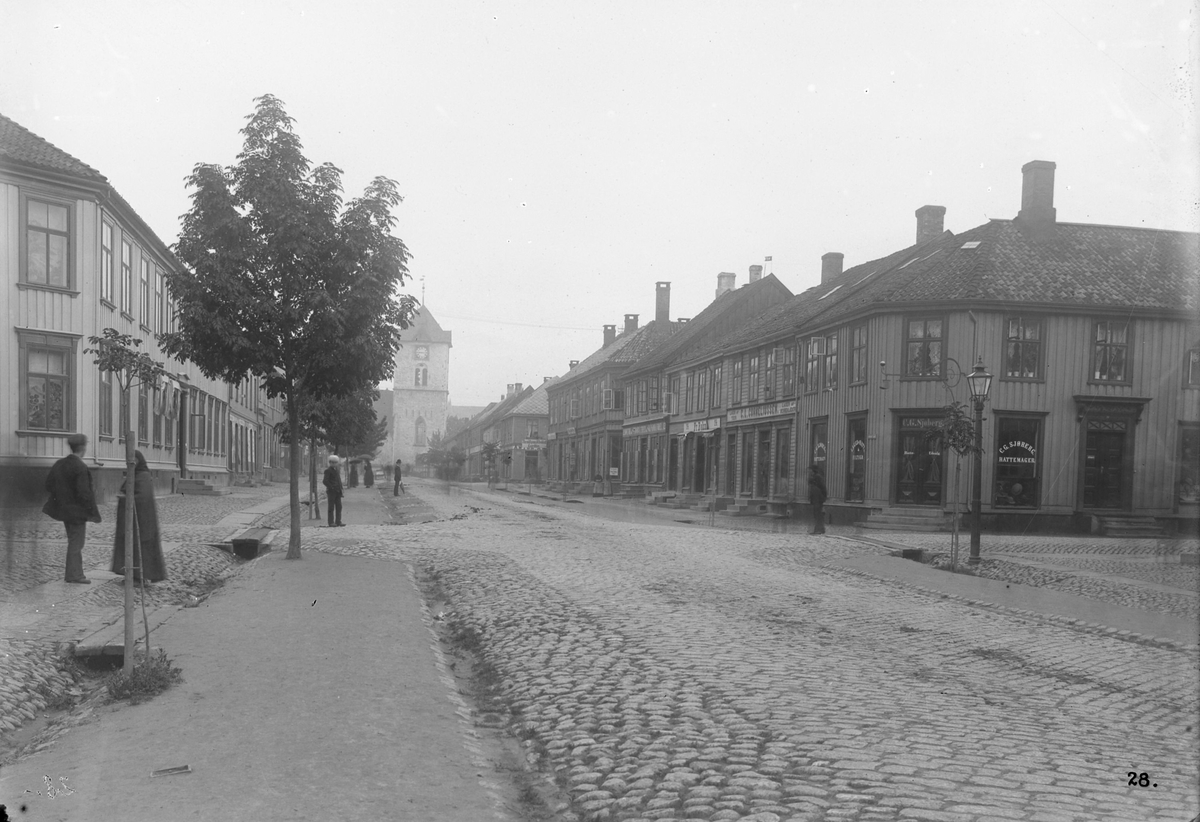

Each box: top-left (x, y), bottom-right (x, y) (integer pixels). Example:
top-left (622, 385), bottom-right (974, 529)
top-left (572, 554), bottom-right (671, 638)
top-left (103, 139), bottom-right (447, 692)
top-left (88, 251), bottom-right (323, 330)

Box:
top-left (43, 434), bottom-right (102, 583)
top-left (807, 463), bottom-right (828, 535)
top-left (322, 454), bottom-right (345, 527)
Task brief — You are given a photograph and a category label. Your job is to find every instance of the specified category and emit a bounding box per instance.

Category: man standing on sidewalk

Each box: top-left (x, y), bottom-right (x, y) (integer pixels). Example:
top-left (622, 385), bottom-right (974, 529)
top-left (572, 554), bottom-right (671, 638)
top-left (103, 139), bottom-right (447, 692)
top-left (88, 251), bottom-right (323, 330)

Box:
top-left (807, 463), bottom-right (827, 535)
top-left (323, 455), bottom-right (345, 527)
top-left (42, 433), bottom-right (102, 583)
top-left (393, 458), bottom-right (404, 496)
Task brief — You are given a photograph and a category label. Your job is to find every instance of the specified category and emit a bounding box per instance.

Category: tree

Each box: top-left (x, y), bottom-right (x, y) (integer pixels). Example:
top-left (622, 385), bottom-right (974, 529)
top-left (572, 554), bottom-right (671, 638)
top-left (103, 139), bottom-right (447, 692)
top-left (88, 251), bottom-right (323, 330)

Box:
top-left (85, 329), bottom-right (169, 673)
top-left (480, 441), bottom-right (502, 486)
top-left (922, 402), bottom-right (979, 569)
top-left (161, 95), bottom-right (416, 559)
top-left (420, 432), bottom-right (466, 481)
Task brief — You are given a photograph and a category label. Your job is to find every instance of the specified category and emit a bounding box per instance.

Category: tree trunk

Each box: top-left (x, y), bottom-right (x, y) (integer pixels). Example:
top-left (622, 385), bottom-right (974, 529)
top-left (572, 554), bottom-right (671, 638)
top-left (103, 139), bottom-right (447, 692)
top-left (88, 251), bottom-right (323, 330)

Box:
top-left (122, 396), bottom-right (137, 673)
top-left (286, 394), bottom-right (302, 559)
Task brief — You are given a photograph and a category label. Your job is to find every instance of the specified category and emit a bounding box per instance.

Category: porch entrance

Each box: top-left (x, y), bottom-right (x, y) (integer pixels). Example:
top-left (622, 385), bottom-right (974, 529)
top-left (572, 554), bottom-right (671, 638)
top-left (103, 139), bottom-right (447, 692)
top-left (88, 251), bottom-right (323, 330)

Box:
top-left (895, 415), bottom-right (943, 506)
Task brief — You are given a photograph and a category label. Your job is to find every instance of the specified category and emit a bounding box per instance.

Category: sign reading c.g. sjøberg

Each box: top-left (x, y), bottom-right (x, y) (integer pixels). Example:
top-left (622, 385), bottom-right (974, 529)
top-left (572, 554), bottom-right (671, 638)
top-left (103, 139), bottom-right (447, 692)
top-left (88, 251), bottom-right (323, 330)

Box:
top-left (726, 400), bottom-right (797, 424)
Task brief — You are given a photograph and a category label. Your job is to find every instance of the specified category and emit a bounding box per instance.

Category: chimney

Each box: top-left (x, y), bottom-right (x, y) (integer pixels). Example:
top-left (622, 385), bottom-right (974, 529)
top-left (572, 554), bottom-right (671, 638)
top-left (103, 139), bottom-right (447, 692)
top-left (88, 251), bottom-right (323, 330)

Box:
top-left (1018, 160), bottom-right (1057, 226)
top-left (624, 313), bottom-right (639, 334)
top-left (514, 382), bottom-right (523, 394)
top-left (506, 383), bottom-right (514, 397)
top-left (569, 359), bottom-right (580, 369)
top-left (915, 205), bottom-right (946, 244)
top-left (603, 324), bottom-right (617, 347)
top-left (749, 264), bottom-right (763, 283)
top-left (820, 252), bottom-right (844, 285)
top-left (715, 271), bottom-right (736, 299)
top-left (655, 282), bottom-right (671, 324)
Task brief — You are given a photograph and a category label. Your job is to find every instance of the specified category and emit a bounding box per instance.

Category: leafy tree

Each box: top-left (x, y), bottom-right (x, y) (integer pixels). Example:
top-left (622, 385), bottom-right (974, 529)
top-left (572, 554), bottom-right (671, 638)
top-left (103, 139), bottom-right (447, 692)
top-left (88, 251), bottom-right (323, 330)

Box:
top-left (85, 329), bottom-right (169, 673)
top-left (161, 95), bottom-right (416, 558)
top-left (420, 432), bottom-right (466, 480)
top-left (922, 401), bottom-right (979, 568)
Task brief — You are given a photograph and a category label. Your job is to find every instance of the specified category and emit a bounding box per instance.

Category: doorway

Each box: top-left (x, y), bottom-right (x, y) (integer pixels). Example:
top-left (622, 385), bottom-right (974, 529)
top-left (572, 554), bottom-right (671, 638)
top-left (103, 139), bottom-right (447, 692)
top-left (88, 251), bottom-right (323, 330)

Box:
top-left (757, 431), bottom-right (771, 498)
top-left (1083, 429), bottom-right (1127, 510)
top-left (668, 438), bottom-right (679, 490)
top-left (895, 416), bottom-right (943, 505)
top-left (693, 436), bottom-right (708, 492)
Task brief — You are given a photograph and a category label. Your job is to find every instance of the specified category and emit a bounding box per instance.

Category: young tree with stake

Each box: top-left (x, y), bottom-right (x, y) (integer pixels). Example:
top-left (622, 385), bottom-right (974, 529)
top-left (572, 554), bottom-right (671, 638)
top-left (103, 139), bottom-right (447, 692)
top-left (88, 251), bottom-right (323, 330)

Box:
top-left (160, 95), bottom-right (416, 559)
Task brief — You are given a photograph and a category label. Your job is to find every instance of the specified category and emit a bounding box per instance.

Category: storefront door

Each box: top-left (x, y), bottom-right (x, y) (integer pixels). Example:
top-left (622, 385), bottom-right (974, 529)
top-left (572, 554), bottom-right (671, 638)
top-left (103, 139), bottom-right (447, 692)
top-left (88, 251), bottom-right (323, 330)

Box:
top-left (725, 433), bottom-right (737, 496)
top-left (757, 431), bottom-right (771, 497)
top-left (895, 416), bottom-right (943, 505)
top-left (668, 438), bottom-right (679, 490)
top-left (846, 416), bottom-right (867, 503)
top-left (694, 436), bottom-right (707, 492)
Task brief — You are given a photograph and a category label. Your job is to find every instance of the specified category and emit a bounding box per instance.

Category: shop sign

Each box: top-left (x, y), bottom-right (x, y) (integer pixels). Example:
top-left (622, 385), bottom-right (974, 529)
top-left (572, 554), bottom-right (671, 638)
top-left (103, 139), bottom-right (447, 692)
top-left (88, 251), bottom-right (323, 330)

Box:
top-left (546, 432), bottom-right (557, 441)
top-left (680, 417), bottom-right (722, 434)
top-left (998, 440), bottom-right (1037, 463)
top-left (623, 420), bottom-right (667, 438)
top-left (522, 438), bottom-right (546, 450)
top-left (726, 400), bottom-right (797, 424)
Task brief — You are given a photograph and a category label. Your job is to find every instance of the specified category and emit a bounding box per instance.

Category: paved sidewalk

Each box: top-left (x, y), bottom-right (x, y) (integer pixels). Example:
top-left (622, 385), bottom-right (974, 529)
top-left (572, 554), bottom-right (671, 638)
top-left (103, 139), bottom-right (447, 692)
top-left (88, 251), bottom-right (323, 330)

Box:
top-left (0, 488), bottom-right (511, 821)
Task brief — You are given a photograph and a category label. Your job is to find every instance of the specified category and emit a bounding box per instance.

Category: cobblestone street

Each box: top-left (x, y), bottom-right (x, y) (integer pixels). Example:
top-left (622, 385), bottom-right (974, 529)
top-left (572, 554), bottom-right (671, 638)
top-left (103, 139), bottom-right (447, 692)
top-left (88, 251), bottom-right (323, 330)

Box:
top-left (308, 484), bottom-right (1198, 822)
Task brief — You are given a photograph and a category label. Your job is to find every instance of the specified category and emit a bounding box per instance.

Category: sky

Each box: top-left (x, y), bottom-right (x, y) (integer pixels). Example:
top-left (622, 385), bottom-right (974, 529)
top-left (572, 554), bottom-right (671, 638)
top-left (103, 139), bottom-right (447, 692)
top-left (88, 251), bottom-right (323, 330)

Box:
top-left (2, 1), bottom-right (1196, 407)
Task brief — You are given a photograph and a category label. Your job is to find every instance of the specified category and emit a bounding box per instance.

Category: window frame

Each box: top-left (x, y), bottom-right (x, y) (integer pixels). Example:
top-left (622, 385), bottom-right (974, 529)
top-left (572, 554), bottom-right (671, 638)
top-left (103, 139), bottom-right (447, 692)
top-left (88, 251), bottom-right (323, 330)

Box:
top-left (902, 315), bottom-right (946, 379)
top-left (1002, 315), bottom-right (1045, 382)
top-left (825, 332), bottom-right (839, 390)
top-left (19, 192), bottom-right (74, 291)
top-left (850, 324), bottom-right (868, 385)
top-left (18, 331), bottom-right (76, 433)
top-left (99, 367), bottom-right (114, 437)
top-left (100, 220), bottom-right (115, 305)
top-left (804, 337), bottom-right (821, 392)
top-left (140, 258), bottom-right (153, 330)
top-left (748, 355), bottom-right (760, 403)
top-left (1090, 318), bottom-right (1132, 385)
top-left (731, 359), bottom-right (743, 406)
top-left (1187, 347), bottom-right (1200, 389)
top-left (711, 364), bottom-right (722, 408)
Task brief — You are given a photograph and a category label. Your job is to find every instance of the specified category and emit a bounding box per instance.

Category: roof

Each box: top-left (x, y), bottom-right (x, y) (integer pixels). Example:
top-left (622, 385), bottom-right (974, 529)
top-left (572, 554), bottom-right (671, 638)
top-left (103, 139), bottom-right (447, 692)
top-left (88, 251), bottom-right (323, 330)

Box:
top-left (400, 307), bottom-right (453, 345)
top-left (553, 320), bottom-right (682, 390)
top-left (624, 274), bottom-right (792, 377)
top-left (0, 113), bottom-right (106, 181)
top-left (512, 378), bottom-right (556, 416)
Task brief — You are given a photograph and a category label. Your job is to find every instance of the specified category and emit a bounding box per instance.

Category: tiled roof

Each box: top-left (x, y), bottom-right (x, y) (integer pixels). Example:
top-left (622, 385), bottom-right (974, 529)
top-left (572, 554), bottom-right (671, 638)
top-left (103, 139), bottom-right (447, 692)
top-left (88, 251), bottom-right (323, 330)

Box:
top-left (512, 378), bottom-right (555, 416)
top-left (625, 274), bottom-right (792, 376)
top-left (554, 320), bottom-right (681, 388)
top-left (0, 113), bottom-right (106, 181)
top-left (401, 307), bottom-right (453, 344)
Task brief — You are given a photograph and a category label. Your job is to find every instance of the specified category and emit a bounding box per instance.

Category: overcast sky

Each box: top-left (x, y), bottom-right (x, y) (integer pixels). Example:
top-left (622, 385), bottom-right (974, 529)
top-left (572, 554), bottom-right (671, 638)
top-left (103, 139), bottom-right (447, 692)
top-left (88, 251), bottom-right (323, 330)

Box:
top-left (2, 1), bottom-right (1196, 407)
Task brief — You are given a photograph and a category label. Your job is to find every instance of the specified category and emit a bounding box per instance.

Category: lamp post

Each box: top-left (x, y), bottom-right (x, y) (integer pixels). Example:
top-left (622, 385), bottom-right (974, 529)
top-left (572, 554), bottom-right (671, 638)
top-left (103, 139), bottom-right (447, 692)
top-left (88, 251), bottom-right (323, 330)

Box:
top-left (966, 359), bottom-right (993, 565)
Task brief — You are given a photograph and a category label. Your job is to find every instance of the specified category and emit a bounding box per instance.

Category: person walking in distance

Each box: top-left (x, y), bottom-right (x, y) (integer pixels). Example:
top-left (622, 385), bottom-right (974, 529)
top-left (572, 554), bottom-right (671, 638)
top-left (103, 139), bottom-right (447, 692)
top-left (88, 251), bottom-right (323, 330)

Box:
top-left (42, 434), bottom-right (102, 583)
top-left (807, 463), bottom-right (827, 535)
top-left (393, 458), bottom-right (404, 496)
top-left (111, 450), bottom-right (167, 582)
top-left (363, 460), bottom-right (374, 489)
top-left (323, 455), bottom-right (345, 527)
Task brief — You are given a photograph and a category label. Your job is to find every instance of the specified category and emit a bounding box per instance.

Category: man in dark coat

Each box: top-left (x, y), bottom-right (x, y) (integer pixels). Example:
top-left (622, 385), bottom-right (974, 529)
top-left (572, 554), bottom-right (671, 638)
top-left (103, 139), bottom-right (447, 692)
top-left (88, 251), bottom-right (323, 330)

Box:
top-left (393, 458), bottom-right (404, 496)
top-left (363, 460), bottom-right (374, 488)
top-left (111, 451), bottom-right (167, 582)
top-left (807, 463), bottom-right (827, 535)
top-left (322, 455), bottom-right (344, 527)
top-left (43, 434), bottom-right (101, 583)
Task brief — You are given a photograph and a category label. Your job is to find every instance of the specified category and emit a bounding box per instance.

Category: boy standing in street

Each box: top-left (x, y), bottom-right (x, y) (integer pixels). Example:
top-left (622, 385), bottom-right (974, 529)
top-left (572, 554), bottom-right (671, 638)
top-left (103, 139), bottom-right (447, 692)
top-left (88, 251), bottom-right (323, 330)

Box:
top-left (43, 434), bottom-right (102, 583)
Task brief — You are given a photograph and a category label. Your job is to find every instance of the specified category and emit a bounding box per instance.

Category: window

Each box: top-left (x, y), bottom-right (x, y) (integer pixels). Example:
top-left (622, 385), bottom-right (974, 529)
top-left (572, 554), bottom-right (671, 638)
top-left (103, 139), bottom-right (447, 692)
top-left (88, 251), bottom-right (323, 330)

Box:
top-left (1188, 348), bottom-right (1200, 388)
top-left (99, 368), bottom-right (113, 437)
top-left (805, 338), bottom-right (821, 390)
top-left (995, 417), bottom-right (1042, 508)
top-left (825, 333), bottom-right (838, 390)
top-left (649, 376), bottom-right (660, 413)
top-left (711, 364), bottom-right (722, 407)
top-left (527, 420), bottom-right (539, 438)
top-left (120, 387), bottom-right (130, 442)
top-left (731, 360), bottom-right (743, 405)
top-left (1004, 317), bottom-right (1043, 379)
top-left (776, 429), bottom-right (791, 480)
top-left (134, 383), bottom-right (147, 444)
top-left (696, 369), bottom-right (708, 413)
top-left (415, 366), bottom-right (428, 386)
top-left (850, 324), bottom-right (868, 384)
top-left (781, 346), bottom-right (795, 396)
top-left (152, 385), bottom-right (163, 446)
top-left (684, 372), bottom-right (695, 414)
top-left (22, 195), bottom-right (71, 288)
top-left (1092, 320), bottom-right (1129, 383)
top-left (748, 355), bottom-right (759, 403)
top-left (120, 241), bottom-right (134, 315)
top-left (101, 221), bottom-right (114, 304)
top-left (157, 272), bottom-right (168, 332)
top-left (637, 380), bottom-right (647, 415)
top-left (764, 349), bottom-right (776, 399)
top-left (414, 418), bottom-right (427, 446)
top-left (20, 333), bottom-right (74, 431)
top-left (904, 317), bottom-right (943, 378)
top-left (140, 259), bottom-right (152, 325)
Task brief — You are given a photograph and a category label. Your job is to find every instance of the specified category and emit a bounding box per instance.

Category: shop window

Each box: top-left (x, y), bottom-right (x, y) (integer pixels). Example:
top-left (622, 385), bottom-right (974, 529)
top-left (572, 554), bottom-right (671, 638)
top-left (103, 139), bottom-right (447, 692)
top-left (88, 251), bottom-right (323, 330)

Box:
top-left (1179, 426), bottom-right (1199, 505)
top-left (994, 416), bottom-right (1041, 508)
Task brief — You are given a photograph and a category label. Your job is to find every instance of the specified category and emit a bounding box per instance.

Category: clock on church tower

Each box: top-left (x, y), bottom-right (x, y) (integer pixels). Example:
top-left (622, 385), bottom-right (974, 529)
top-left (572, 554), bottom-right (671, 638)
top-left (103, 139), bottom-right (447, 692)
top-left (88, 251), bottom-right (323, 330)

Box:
top-left (415, 345), bottom-right (429, 360)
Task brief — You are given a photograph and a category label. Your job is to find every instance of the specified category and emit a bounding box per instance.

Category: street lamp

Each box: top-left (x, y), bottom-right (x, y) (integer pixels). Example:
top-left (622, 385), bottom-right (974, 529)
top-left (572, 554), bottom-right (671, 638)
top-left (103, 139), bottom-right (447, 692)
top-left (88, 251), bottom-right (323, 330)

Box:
top-left (966, 358), bottom-right (993, 565)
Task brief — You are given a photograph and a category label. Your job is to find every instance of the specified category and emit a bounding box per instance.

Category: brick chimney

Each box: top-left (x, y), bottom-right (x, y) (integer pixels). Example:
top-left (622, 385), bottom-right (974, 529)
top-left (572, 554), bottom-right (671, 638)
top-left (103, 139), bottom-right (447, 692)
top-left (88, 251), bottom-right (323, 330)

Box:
top-left (655, 282), bottom-right (671, 324)
top-left (715, 271), bottom-right (736, 299)
top-left (1018, 160), bottom-right (1057, 226)
top-left (506, 383), bottom-right (514, 397)
top-left (624, 314), bottom-right (639, 334)
top-left (603, 324), bottom-right (616, 347)
top-left (821, 252), bottom-right (844, 285)
top-left (915, 205), bottom-right (946, 244)
top-left (749, 264), bottom-right (763, 283)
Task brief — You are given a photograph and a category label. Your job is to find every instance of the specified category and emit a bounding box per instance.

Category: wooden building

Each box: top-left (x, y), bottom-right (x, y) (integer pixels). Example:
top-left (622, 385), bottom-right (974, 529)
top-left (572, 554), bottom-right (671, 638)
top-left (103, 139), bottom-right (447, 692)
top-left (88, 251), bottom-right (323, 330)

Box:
top-left (1, 113), bottom-right (233, 503)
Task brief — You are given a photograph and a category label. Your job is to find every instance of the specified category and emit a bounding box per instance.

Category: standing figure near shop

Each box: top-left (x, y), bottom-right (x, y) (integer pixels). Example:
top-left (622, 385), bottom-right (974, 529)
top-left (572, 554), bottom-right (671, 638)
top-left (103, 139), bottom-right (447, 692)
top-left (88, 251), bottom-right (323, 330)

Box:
top-left (111, 450), bottom-right (167, 582)
top-left (807, 463), bottom-right (827, 535)
top-left (42, 434), bottom-right (102, 584)
top-left (348, 461), bottom-right (359, 488)
top-left (393, 458), bottom-right (404, 496)
top-left (323, 455), bottom-right (345, 527)
top-left (363, 460), bottom-right (374, 488)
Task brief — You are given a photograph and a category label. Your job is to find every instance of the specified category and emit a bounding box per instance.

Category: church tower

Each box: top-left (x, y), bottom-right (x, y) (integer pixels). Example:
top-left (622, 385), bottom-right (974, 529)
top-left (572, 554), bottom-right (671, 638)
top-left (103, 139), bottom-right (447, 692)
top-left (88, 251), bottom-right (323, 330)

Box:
top-left (386, 307), bottom-right (452, 469)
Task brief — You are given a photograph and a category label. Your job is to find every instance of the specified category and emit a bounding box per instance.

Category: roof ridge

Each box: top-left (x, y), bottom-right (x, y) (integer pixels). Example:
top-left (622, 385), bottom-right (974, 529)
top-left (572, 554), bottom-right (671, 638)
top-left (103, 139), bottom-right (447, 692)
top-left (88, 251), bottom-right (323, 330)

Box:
top-left (0, 112), bottom-right (107, 180)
